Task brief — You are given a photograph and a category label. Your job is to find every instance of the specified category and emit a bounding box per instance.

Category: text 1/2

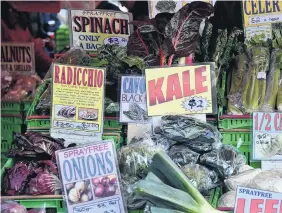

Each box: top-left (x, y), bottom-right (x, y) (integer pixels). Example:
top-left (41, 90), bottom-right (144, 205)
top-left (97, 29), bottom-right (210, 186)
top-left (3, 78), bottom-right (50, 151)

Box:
top-left (253, 112), bottom-right (282, 131)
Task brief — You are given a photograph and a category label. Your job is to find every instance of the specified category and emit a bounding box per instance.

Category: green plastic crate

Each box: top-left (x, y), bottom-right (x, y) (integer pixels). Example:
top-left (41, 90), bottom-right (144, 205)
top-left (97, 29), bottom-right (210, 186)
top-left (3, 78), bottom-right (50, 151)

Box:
top-left (1, 121), bottom-right (25, 153)
top-left (1, 116), bottom-right (24, 125)
top-left (104, 118), bottom-right (122, 130)
top-left (1, 158), bottom-right (66, 213)
top-left (102, 133), bottom-right (121, 150)
top-left (1, 102), bottom-right (22, 113)
top-left (1, 102), bottom-right (32, 115)
top-left (27, 118), bottom-right (50, 129)
top-left (221, 130), bottom-right (261, 168)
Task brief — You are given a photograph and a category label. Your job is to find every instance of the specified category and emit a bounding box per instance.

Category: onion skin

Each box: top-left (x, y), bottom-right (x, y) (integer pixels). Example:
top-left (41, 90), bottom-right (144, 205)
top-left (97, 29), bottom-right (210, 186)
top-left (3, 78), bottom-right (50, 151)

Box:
top-left (105, 184), bottom-right (116, 197)
top-left (80, 193), bottom-right (89, 202)
top-left (75, 181), bottom-right (86, 192)
top-left (92, 178), bottom-right (100, 186)
top-left (94, 184), bottom-right (105, 197)
top-left (101, 177), bottom-right (110, 186)
top-left (110, 178), bottom-right (117, 185)
top-left (68, 188), bottom-right (80, 203)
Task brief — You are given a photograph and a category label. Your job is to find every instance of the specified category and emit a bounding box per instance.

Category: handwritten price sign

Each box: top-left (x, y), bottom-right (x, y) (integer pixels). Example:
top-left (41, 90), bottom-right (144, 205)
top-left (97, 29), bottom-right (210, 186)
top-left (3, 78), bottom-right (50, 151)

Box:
top-left (252, 112), bottom-right (282, 161)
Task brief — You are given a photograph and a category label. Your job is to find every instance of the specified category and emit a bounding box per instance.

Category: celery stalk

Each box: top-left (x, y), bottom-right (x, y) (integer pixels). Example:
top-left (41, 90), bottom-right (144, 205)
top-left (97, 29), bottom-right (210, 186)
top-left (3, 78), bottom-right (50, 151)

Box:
top-left (261, 49), bottom-right (282, 111)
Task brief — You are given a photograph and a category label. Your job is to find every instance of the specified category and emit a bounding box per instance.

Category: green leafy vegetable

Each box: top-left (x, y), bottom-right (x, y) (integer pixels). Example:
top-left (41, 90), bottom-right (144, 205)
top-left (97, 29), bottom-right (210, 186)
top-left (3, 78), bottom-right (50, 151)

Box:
top-left (261, 49), bottom-right (282, 112)
top-left (133, 151), bottom-right (225, 213)
top-left (242, 47), bottom-right (270, 113)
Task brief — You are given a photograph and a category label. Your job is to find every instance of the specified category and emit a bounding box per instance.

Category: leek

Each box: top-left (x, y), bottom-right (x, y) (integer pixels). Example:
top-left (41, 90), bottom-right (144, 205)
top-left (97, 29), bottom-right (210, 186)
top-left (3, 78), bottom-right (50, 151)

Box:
top-left (134, 151), bottom-right (226, 213)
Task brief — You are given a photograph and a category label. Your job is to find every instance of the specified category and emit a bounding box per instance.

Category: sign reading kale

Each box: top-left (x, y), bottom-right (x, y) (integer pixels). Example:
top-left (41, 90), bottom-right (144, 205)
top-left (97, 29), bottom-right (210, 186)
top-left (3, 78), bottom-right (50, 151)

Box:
top-left (145, 65), bottom-right (214, 116)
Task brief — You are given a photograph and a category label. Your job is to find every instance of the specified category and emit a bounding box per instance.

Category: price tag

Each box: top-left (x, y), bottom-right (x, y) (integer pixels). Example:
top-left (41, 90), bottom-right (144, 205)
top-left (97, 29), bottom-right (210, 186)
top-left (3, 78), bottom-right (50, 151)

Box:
top-left (234, 186), bottom-right (282, 213)
top-left (252, 112), bottom-right (282, 160)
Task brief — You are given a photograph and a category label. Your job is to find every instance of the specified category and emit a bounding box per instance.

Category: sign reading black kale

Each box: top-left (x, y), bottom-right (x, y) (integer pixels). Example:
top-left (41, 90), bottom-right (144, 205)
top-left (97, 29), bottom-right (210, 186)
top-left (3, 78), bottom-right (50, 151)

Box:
top-left (119, 76), bottom-right (150, 123)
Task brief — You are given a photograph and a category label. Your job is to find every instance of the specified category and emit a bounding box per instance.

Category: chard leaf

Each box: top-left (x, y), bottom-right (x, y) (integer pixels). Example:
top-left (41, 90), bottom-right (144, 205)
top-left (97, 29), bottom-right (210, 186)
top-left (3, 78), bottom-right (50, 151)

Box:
top-left (127, 30), bottom-right (150, 58)
top-left (164, 1), bottom-right (214, 58)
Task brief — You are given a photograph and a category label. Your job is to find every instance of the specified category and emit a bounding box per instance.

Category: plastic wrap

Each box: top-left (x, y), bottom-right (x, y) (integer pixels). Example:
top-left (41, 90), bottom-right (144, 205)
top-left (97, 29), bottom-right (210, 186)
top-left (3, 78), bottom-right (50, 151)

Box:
top-left (249, 170), bottom-right (282, 193)
top-left (261, 49), bottom-right (282, 112)
top-left (36, 84), bottom-right (51, 115)
top-left (224, 168), bottom-right (262, 191)
top-left (242, 47), bottom-right (270, 113)
top-left (55, 47), bottom-right (92, 66)
top-left (2, 74), bottom-right (41, 101)
top-left (181, 164), bottom-right (220, 193)
top-left (199, 145), bottom-right (247, 178)
top-left (1, 201), bottom-right (27, 213)
top-left (118, 137), bottom-right (164, 178)
top-left (217, 191), bottom-right (236, 208)
top-left (168, 145), bottom-right (200, 166)
top-left (151, 134), bottom-right (177, 151)
top-left (154, 115), bottom-right (222, 152)
top-left (227, 53), bottom-right (249, 115)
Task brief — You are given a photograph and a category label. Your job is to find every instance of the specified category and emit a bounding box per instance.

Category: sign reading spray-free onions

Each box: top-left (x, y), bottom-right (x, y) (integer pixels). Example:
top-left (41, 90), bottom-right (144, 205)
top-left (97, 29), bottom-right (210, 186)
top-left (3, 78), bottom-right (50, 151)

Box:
top-left (56, 140), bottom-right (127, 213)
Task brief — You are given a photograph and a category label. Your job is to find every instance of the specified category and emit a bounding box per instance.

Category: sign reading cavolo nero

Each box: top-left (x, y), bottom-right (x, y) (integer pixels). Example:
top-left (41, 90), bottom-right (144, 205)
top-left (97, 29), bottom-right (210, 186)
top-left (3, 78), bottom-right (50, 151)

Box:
top-left (70, 9), bottom-right (132, 52)
top-left (242, 0), bottom-right (282, 39)
top-left (145, 65), bottom-right (213, 116)
top-left (56, 141), bottom-right (126, 213)
top-left (51, 64), bottom-right (105, 142)
top-left (1, 42), bottom-right (35, 72)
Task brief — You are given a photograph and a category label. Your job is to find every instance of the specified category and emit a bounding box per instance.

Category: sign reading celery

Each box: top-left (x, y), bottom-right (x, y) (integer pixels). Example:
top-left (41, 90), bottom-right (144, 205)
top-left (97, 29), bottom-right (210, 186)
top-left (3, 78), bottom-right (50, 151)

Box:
top-left (252, 112), bottom-right (282, 160)
top-left (242, 0), bottom-right (282, 40)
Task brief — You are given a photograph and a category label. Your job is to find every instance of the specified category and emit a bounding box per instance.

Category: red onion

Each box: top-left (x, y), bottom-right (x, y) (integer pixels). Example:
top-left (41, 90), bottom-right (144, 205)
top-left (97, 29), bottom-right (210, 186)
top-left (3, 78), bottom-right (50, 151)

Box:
top-left (105, 184), bottom-right (116, 197)
top-left (110, 177), bottom-right (117, 185)
top-left (92, 178), bottom-right (100, 186)
top-left (94, 184), bottom-right (104, 197)
top-left (101, 176), bottom-right (110, 186)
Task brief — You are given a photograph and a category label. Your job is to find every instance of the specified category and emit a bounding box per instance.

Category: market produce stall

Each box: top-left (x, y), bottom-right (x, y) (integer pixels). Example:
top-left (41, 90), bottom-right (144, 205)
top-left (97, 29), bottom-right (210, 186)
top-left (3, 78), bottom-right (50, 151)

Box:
top-left (1, 1), bottom-right (282, 213)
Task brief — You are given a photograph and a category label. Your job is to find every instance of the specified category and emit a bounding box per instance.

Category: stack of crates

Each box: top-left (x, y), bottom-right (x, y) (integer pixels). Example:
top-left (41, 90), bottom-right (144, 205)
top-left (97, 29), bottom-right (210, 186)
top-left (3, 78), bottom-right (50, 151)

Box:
top-left (1, 102), bottom-right (31, 159)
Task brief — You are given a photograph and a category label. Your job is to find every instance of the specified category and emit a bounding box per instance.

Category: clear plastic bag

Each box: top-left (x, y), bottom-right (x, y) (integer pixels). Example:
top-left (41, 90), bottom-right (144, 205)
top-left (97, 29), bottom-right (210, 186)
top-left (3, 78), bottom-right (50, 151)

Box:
top-left (55, 47), bottom-right (92, 66)
top-left (241, 47), bottom-right (270, 113)
top-left (249, 170), bottom-right (282, 193)
top-left (181, 164), bottom-right (220, 193)
top-left (2, 74), bottom-right (41, 101)
top-left (154, 115), bottom-right (222, 152)
top-left (200, 145), bottom-right (247, 179)
top-left (227, 53), bottom-right (249, 115)
top-left (261, 49), bottom-right (282, 112)
top-left (1, 201), bottom-right (27, 213)
top-left (224, 168), bottom-right (262, 191)
top-left (168, 145), bottom-right (200, 166)
top-left (217, 191), bottom-right (237, 208)
top-left (36, 84), bottom-right (51, 115)
top-left (118, 137), bottom-right (164, 178)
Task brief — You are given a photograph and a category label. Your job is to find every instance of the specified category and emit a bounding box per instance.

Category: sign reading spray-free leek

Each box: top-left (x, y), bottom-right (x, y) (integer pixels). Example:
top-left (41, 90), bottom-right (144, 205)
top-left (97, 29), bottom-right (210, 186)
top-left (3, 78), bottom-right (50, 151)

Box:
top-left (119, 76), bottom-right (149, 123)
top-left (234, 186), bottom-right (282, 213)
top-left (56, 141), bottom-right (127, 213)
top-left (145, 65), bottom-right (213, 116)
top-left (252, 112), bottom-right (282, 160)
top-left (242, 0), bottom-right (282, 40)
top-left (1, 42), bottom-right (35, 72)
top-left (51, 63), bottom-right (105, 143)
top-left (69, 9), bottom-right (132, 53)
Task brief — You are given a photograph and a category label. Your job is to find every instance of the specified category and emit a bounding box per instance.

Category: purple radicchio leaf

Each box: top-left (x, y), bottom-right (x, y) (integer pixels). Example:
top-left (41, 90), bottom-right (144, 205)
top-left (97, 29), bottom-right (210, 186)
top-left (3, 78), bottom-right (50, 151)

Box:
top-left (164, 1), bottom-right (214, 65)
top-left (3, 162), bottom-right (32, 195)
